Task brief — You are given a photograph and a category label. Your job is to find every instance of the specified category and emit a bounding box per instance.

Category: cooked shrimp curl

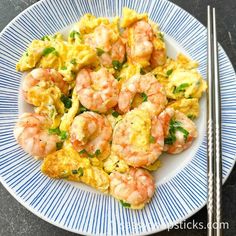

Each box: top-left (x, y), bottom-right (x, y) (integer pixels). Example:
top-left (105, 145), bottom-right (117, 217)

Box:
top-left (159, 108), bottom-right (198, 154)
top-left (118, 73), bottom-right (167, 116)
top-left (70, 111), bottom-right (112, 160)
top-left (23, 68), bottom-right (69, 104)
top-left (76, 68), bottom-right (119, 113)
top-left (123, 19), bottom-right (166, 68)
top-left (84, 24), bottom-right (126, 67)
top-left (112, 109), bottom-right (164, 168)
top-left (14, 113), bottom-right (60, 159)
top-left (124, 20), bottom-right (153, 67)
top-left (110, 167), bottom-right (155, 209)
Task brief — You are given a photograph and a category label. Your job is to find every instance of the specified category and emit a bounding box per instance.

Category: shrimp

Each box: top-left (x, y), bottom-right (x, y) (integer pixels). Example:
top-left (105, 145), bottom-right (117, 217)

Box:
top-left (76, 68), bottom-right (119, 113)
top-left (112, 109), bottom-right (164, 167)
top-left (84, 24), bottom-right (126, 67)
top-left (109, 167), bottom-right (155, 209)
top-left (124, 19), bottom-right (166, 68)
top-left (23, 68), bottom-right (69, 104)
top-left (70, 111), bottom-right (112, 160)
top-left (118, 73), bottom-right (167, 116)
top-left (14, 113), bottom-right (60, 159)
top-left (124, 20), bottom-right (153, 67)
top-left (159, 108), bottom-right (197, 154)
top-left (150, 37), bottom-right (167, 68)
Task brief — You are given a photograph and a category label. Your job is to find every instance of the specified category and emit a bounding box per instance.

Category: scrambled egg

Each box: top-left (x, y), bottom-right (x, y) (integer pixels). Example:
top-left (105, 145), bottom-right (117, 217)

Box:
top-left (41, 145), bottom-right (109, 193)
top-left (151, 53), bottom-right (205, 118)
top-left (119, 63), bottom-right (141, 83)
top-left (27, 81), bottom-right (65, 128)
top-left (166, 69), bottom-right (207, 100)
top-left (104, 152), bottom-right (129, 173)
top-left (60, 89), bottom-right (79, 131)
top-left (168, 98), bottom-right (200, 119)
top-left (144, 159), bottom-right (161, 171)
top-left (112, 109), bottom-right (152, 153)
top-left (73, 14), bottom-right (110, 34)
top-left (16, 33), bottom-right (97, 82)
top-left (128, 109), bottom-right (151, 151)
top-left (121, 7), bottom-right (148, 27)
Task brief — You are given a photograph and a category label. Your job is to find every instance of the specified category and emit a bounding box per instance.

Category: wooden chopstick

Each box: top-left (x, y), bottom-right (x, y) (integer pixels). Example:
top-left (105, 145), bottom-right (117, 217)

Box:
top-left (207, 6), bottom-right (222, 236)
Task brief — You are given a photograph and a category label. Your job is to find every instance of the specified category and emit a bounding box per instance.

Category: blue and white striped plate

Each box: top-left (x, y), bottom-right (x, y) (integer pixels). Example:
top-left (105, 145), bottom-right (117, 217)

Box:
top-left (0, 0), bottom-right (235, 235)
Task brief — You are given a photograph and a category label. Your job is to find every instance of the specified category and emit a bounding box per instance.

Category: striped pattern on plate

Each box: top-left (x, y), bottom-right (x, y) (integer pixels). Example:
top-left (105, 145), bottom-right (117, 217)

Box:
top-left (0, 0), bottom-right (235, 235)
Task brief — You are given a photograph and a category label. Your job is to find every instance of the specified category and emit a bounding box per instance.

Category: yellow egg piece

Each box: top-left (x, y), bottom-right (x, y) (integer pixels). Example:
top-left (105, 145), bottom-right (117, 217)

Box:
top-left (168, 98), bottom-right (200, 119)
top-left (121, 7), bottom-right (148, 28)
top-left (41, 145), bottom-right (109, 193)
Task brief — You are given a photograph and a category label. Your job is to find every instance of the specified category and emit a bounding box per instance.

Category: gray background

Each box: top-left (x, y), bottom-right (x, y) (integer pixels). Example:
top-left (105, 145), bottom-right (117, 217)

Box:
top-left (0, 0), bottom-right (235, 235)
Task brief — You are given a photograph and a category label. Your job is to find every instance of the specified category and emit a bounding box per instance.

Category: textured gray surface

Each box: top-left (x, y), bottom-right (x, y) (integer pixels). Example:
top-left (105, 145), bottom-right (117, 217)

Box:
top-left (0, 0), bottom-right (235, 235)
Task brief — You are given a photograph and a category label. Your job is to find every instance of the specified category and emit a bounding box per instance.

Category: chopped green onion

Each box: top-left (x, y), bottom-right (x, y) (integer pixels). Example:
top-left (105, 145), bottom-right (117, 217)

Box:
top-left (164, 119), bottom-right (189, 144)
top-left (159, 32), bottom-right (164, 42)
top-left (149, 135), bottom-right (155, 143)
top-left (120, 200), bottom-right (131, 208)
top-left (164, 135), bottom-right (176, 145)
top-left (48, 127), bottom-right (60, 135)
top-left (95, 149), bottom-right (101, 156)
top-left (70, 58), bottom-right (77, 65)
top-left (41, 35), bottom-right (50, 41)
top-left (71, 71), bottom-right (76, 78)
top-left (140, 92), bottom-right (148, 102)
top-left (96, 48), bottom-right (105, 56)
top-left (176, 126), bottom-right (189, 141)
top-left (52, 51), bottom-right (59, 56)
top-left (187, 114), bottom-right (195, 120)
top-left (70, 30), bottom-right (81, 39)
top-left (49, 128), bottom-right (68, 140)
top-left (60, 131), bottom-right (68, 140)
top-left (42, 47), bottom-right (56, 56)
top-left (79, 105), bottom-right (88, 113)
top-left (166, 69), bottom-right (173, 76)
top-left (79, 149), bottom-right (94, 158)
top-left (112, 60), bottom-right (123, 71)
top-left (79, 149), bottom-right (87, 155)
top-left (112, 111), bottom-right (119, 118)
top-left (115, 76), bottom-right (121, 81)
top-left (56, 142), bottom-right (63, 150)
top-left (61, 94), bottom-right (72, 109)
top-left (140, 68), bottom-right (145, 75)
top-left (72, 168), bottom-right (84, 176)
top-left (173, 83), bottom-right (190, 94)
top-left (77, 167), bottom-right (84, 176)
top-left (61, 66), bottom-right (67, 70)
top-left (72, 169), bottom-right (78, 174)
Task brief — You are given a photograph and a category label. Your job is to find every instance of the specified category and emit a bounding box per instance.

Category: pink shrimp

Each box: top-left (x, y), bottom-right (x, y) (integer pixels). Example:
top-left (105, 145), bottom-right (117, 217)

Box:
top-left (159, 108), bottom-right (198, 154)
top-left (23, 68), bottom-right (69, 104)
top-left (118, 73), bottom-right (167, 116)
top-left (84, 24), bottom-right (126, 67)
top-left (110, 167), bottom-right (155, 209)
top-left (112, 109), bottom-right (164, 167)
top-left (75, 68), bottom-right (119, 113)
top-left (14, 113), bottom-right (60, 159)
top-left (70, 111), bottom-right (112, 160)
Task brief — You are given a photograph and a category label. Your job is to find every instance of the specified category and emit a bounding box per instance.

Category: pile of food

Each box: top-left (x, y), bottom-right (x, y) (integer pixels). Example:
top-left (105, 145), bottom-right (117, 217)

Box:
top-left (14, 8), bottom-right (206, 209)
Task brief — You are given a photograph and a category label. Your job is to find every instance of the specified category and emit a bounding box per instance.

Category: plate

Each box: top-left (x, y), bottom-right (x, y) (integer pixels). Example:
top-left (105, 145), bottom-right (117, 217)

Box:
top-left (0, 0), bottom-right (235, 235)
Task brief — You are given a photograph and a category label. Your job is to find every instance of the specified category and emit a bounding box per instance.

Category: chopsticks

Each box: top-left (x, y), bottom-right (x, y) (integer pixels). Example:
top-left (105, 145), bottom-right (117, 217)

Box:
top-left (207, 6), bottom-right (222, 236)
